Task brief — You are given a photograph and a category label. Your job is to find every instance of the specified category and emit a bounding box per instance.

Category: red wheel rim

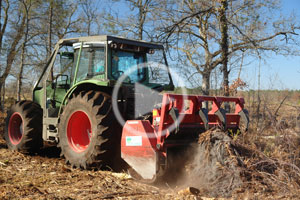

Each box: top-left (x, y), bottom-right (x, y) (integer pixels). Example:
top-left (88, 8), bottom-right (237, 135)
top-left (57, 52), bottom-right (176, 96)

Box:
top-left (67, 111), bottom-right (92, 152)
top-left (8, 112), bottom-right (24, 145)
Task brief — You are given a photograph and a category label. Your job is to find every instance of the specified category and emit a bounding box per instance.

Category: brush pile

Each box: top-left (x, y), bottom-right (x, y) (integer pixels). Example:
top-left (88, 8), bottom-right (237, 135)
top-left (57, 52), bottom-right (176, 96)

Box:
top-left (180, 129), bottom-right (243, 197)
top-left (176, 128), bottom-right (300, 199)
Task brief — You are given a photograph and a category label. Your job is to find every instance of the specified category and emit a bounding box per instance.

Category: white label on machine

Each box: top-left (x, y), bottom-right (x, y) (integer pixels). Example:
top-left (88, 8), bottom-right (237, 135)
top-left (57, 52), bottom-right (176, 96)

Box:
top-left (126, 136), bottom-right (142, 146)
top-left (128, 121), bottom-right (139, 124)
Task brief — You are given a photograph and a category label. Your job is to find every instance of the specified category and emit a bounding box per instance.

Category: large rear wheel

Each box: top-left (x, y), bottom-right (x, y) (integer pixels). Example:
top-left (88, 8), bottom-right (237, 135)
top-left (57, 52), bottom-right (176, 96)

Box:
top-left (4, 101), bottom-right (43, 153)
top-left (58, 91), bottom-right (121, 169)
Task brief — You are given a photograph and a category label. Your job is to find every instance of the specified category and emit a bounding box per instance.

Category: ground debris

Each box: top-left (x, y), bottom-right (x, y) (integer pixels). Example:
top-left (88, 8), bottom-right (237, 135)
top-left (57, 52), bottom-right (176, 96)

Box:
top-left (0, 134), bottom-right (169, 199)
top-left (177, 187), bottom-right (200, 195)
top-left (169, 128), bottom-right (300, 199)
top-left (176, 129), bottom-right (243, 198)
top-left (1, 109), bottom-right (300, 199)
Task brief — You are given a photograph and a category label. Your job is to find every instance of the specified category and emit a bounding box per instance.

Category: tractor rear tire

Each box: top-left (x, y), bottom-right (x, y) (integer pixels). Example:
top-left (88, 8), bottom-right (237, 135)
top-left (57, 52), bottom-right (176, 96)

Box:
top-left (58, 91), bottom-right (121, 169)
top-left (4, 100), bottom-right (43, 153)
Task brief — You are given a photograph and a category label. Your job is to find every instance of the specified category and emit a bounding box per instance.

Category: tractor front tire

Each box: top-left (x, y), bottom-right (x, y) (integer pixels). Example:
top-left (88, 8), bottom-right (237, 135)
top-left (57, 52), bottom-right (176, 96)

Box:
top-left (4, 100), bottom-right (43, 153)
top-left (58, 91), bottom-right (121, 169)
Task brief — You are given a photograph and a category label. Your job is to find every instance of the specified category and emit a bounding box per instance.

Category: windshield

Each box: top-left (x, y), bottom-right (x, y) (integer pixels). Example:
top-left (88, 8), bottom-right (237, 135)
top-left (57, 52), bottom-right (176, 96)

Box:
top-left (111, 50), bottom-right (146, 83)
top-left (75, 47), bottom-right (105, 83)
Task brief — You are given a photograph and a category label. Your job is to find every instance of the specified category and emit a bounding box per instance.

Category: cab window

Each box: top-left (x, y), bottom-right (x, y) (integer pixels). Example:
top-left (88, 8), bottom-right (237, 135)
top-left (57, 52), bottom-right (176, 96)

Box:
top-left (111, 50), bottom-right (146, 83)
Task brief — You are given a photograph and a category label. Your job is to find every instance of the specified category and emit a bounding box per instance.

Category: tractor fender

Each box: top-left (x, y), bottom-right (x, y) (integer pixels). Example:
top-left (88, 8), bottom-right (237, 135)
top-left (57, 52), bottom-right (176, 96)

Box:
top-left (58, 80), bottom-right (112, 116)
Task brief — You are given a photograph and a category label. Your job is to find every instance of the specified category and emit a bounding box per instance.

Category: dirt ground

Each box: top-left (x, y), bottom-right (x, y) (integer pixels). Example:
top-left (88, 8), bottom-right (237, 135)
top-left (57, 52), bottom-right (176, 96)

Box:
top-left (0, 111), bottom-right (209, 200)
top-left (0, 134), bottom-right (236, 200)
top-left (0, 137), bottom-right (176, 200)
top-left (1, 107), bottom-right (300, 199)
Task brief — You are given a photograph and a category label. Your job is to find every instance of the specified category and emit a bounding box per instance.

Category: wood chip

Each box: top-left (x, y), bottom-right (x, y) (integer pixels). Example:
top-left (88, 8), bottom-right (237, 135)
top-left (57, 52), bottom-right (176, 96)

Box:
top-left (178, 187), bottom-right (200, 195)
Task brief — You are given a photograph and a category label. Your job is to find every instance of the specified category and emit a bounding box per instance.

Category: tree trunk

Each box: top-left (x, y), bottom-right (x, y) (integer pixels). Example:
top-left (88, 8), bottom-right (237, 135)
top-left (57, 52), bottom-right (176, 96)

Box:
top-left (138, 0), bottom-right (144, 40)
top-left (17, 45), bottom-right (25, 101)
top-left (0, 82), bottom-right (3, 111)
top-left (48, 2), bottom-right (53, 81)
top-left (219, 0), bottom-right (230, 112)
top-left (2, 82), bottom-right (4, 111)
top-left (219, 0), bottom-right (229, 97)
top-left (87, 20), bottom-right (91, 36)
top-left (0, 13), bottom-right (26, 111)
top-left (0, 0), bottom-right (4, 111)
top-left (202, 71), bottom-right (210, 96)
top-left (0, 0), bottom-right (2, 32)
top-left (202, 71), bottom-right (211, 108)
top-left (0, 0), bottom-right (2, 108)
top-left (17, 1), bottom-right (30, 101)
top-left (214, 69), bottom-right (218, 95)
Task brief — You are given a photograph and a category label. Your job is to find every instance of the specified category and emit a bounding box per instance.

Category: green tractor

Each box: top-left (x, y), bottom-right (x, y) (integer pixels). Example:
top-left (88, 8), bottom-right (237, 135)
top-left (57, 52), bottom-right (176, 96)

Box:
top-left (5, 35), bottom-right (173, 169)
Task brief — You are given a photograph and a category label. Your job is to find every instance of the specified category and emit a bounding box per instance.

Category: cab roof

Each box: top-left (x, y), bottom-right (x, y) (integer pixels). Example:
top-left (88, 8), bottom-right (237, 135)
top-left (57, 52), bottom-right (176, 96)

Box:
top-left (58, 35), bottom-right (164, 50)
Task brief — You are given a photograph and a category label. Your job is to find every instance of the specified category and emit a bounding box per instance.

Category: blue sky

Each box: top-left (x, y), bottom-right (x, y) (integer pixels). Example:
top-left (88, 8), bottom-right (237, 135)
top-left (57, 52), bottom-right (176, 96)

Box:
top-left (42, 0), bottom-right (300, 91)
top-left (76, 0), bottom-right (300, 90)
top-left (241, 0), bottom-right (300, 90)
top-left (117, 0), bottom-right (300, 91)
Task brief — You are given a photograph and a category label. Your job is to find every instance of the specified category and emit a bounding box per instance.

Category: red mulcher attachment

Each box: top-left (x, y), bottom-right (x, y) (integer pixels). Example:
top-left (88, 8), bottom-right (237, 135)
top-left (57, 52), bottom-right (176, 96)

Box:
top-left (121, 93), bottom-right (249, 182)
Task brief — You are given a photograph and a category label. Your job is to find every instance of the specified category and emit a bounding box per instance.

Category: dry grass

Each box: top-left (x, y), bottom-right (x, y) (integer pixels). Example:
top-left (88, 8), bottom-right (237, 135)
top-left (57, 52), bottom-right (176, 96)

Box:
top-left (232, 132), bottom-right (300, 199)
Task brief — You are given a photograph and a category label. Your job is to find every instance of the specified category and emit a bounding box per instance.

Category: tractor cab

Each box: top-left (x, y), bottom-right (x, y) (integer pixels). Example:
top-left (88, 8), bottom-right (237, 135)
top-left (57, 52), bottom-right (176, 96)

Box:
top-left (32, 35), bottom-right (173, 142)
top-left (71, 41), bottom-right (149, 84)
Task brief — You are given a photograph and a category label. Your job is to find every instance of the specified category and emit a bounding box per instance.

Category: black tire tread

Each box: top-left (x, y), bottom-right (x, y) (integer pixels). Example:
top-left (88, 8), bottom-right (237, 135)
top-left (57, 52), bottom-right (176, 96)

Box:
top-left (5, 100), bottom-right (43, 153)
top-left (58, 90), bottom-right (121, 169)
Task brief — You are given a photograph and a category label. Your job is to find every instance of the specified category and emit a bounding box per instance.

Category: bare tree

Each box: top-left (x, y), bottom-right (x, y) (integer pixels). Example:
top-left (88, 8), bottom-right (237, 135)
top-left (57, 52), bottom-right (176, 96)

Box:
top-left (219, 0), bottom-right (229, 97)
top-left (106, 0), bottom-right (157, 40)
top-left (47, 0), bottom-right (53, 60)
top-left (156, 0), bottom-right (299, 95)
top-left (17, 0), bottom-right (32, 101)
top-left (0, 0), bottom-right (26, 110)
top-left (128, 0), bottom-right (153, 40)
top-left (14, 0), bottom-right (82, 102)
top-left (78, 0), bottom-right (100, 36)
top-left (22, 0), bottom-right (81, 83)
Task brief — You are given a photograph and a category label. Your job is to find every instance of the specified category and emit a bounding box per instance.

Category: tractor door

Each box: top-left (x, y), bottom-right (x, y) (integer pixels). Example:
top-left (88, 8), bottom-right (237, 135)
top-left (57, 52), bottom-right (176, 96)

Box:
top-left (45, 50), bottom-right (74, 117)
top-left (41, 46), bottom-right (74, 141)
